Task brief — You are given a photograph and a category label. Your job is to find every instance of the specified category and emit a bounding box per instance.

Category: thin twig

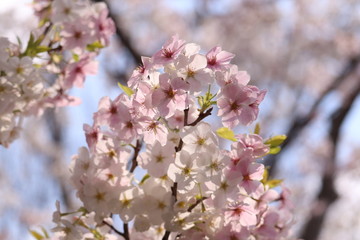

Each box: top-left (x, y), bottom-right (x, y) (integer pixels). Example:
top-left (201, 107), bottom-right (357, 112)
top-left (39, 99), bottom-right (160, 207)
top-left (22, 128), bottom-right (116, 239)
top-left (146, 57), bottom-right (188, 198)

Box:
top-left (102, 220), bottom-right (126, 238)
top-left (123, 223), bottom-right (129, 240)
top-left (188, 107), bottom-right (213, 126)
top-left (187, 196), bottom-right (208, 212)
top-left (130, 139), bottom-right (142, 173)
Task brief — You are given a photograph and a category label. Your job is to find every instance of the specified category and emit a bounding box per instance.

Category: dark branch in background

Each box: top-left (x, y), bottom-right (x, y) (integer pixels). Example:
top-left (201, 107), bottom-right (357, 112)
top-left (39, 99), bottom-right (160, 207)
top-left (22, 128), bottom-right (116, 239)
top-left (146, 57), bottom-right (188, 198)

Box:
top-left (91, 0), bottom-right (142, 66)
top-left (300, 81), bottom-right (360, 240)
top-left (265, 54), bottom-right (360, 176)
top-left (44, 110), bottom-right (74, 210)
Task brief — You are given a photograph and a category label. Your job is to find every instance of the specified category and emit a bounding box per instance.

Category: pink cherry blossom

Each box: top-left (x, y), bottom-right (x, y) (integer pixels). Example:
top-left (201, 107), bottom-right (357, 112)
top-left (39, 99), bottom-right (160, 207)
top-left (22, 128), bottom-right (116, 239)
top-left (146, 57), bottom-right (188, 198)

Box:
top-left (224, 202), bottom-right (258, 227)
top-left (235, 134), bottom-right (270, 158)
top-left (235, 160), bottom-right (265, 196)
top-left (206, 46), bottom-right (235, 70)
top-left (218, 83), bottom-right (266, 128)
top-left (151, 74), bottom-right (189, 117)
top-left (138, 141), bottom-right (175, 178)
top-left (140, 118), bottom-right (168, 146)
top-left (175, 54), bottom-right (213, 92)
top-left (64, 54), bottom-right (98, 89)
top-left (128, 57), bottom-right (154, 88)
top-left (83, 123), bottom-right (101, 151)
top-left (90, 5), bottom-right (115, 46)
top-left (61, 20), bottom-right (94, 50)
top-left (152, 34), bottom-right (186, 65)
top-left (215, 65), bottom-right (250, 87)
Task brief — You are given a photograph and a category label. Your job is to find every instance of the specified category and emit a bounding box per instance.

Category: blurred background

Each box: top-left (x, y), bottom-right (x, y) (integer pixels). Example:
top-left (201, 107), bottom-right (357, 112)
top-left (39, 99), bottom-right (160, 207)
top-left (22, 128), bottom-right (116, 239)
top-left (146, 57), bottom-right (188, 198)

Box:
top-left (1, 0), bottom-right (360, 239)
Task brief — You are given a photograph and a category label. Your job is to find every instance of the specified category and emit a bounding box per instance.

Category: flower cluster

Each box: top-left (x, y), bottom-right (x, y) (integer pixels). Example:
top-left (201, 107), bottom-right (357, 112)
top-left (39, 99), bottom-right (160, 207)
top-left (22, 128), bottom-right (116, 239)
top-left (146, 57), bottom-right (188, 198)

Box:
top-left (49, 35), bottom-right (296, 240)
top-left (0, 0), bottom-right (115, 147)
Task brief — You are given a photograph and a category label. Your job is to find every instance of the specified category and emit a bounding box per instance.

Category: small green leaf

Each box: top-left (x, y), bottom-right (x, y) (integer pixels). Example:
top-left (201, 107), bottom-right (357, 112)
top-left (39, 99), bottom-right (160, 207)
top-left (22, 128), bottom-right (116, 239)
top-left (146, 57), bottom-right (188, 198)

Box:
top-left (265, 135), bottom-right (287, 147)
top-left (41, 227), bottom-right (49, 238)
top-left (16, 36), bottom-right (22, 50)
top-left (139, 174), bottom-right (150, 185)
top-left (261, 168), bottom-right (283, 188)
top-left (29, 230), bottom-right (44, 240)
top-left (118, 82), bottom-right (134, 96)
top-left (254, 123), bottom-right (261, 135)
top-left (38, 18), bottom-right (49, 28)
top-left (268, 146), bottom-right (281, 154)
top-left (73, 53), bottom-right (80, 62)
top-left (86, 41), bottom-right (104, 51)
top-left (216, 127), bottom-right (237, 142)
top-left (51, 53), bottom-right (62, 63)
top-left (36, 45), bottom-right (51, 53)
top-left (266, 179), bottom-right (283, 188)
top-left (261, 168), bottom-right (269, 184)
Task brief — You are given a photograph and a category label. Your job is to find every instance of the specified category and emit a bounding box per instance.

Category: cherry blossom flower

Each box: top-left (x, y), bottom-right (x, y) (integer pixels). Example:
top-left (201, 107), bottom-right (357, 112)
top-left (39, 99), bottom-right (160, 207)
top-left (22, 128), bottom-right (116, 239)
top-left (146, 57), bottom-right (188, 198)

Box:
top-left (60, 20), bottom-right (94, 50)
top-left (224, 202), bottom-right (258, 227)
top-left (206, 46), bottom-right (235, 70)
top-left (152, 34), bottom-right (186, 65)
top-left (64, 54), bottom-right (98, 89)
top-left (235, 134), bottom-right (270, 158)
top-left (139, 141), bottom-right (175, 178)
top-left (215, 65), bottom-right (250, 87)
top-left (181, 122), bottom-right (218, 154)
top-left (90, 4), bottom-right (115, 46)
top-left (218, 83), bottom-right (266, 128)
top-left (151, 74), bottom-right (189, 117)
top-left (174, 54), bottom-right (213, 92)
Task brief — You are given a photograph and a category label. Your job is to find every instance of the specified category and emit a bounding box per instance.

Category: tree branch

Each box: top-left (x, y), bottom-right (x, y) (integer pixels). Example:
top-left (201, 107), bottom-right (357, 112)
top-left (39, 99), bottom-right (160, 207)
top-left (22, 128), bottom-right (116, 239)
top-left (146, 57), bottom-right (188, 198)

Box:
top-left (91, 0), bottom-right (142, 65)
top-left (300, 81), bottom-right (360, 240)
top-left (130, 139), bottom-right (142, 173)
top-left (102, 220), bottom-right (126, 238)
top-left (266, 55), bottom-right (360, 176)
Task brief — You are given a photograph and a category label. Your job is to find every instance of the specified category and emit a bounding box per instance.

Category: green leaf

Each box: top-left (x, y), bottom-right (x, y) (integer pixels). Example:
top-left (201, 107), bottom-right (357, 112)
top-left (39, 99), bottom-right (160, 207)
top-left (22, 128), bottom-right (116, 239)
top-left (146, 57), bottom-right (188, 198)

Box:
top-left (216, 127), bottom-right (237, 142)
top-left (51, 53), bottom-right (62, 63)
top-left (36, 45), bottom-right (51, 53)
top-left (16, 36), bottom-right (22, 50)
top-left (268, 146), bottom-right (281, 154)
top-left (197, 85), bottom-right (217, 112)
top-left (29, 230), bottom-right (44, 240)
top-left (265, 135), bottom-right (287, 147)
top-left (38, 18), bottom-right (49, 28)
top-left (261, 168), bottom-right (269, 183)
top-left (41, 227), bottom-right (49, 238)
top-left (118, 82), bottom-right (134, 96)
top-left (73, 53), bottom-right (80, 62)
top-left (86, 41), bottom-right (104, 51)
top-left (139, 174), bottom-right (150, 185)
top-left (261, 168), bottom-right (283, 188)
top-left (266, 179), bottom-right (283, 188)
top-left (254, 122), bottom-right (261, 135)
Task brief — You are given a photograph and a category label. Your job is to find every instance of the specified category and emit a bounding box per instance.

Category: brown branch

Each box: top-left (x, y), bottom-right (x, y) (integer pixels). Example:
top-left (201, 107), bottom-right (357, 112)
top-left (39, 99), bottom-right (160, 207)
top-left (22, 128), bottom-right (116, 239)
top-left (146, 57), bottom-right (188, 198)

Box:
top-left (300, 81), bottom-right (360, 240)
top-left (266, 54), bottom-right (360, 176)
top-left (188, 107), bottom-right (213, 127)
top-left (123, 223), bottom-right (129, 240)
top-left (102, 220), bottom-right (126, 238)
top-left (130, 139), bottom-right (142, 173)
top-left (162, 231), bottom-right (171, 240)
top-left (91, 0), bottom-right (142, 65)
top-left (187, 196), bottom-right (208, 212)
